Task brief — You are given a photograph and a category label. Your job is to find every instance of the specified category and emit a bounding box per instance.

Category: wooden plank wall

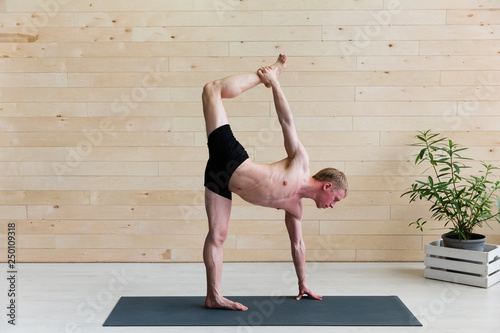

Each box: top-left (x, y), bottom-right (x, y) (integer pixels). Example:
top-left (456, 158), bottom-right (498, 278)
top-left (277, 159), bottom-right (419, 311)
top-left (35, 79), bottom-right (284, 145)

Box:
top-left (1, 0), bottom-right (500, 262)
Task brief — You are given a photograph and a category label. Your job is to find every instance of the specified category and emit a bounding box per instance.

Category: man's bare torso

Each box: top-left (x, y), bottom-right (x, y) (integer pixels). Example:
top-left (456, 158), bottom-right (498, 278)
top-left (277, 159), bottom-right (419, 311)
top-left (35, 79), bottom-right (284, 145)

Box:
top-left (228, 156), bottom-right (310, 218)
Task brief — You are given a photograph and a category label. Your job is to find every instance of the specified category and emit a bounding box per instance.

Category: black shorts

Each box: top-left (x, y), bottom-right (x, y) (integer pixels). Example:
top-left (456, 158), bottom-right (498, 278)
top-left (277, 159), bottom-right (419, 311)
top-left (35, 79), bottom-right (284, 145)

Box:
top-left (204, 124), bottom-right (249, 200)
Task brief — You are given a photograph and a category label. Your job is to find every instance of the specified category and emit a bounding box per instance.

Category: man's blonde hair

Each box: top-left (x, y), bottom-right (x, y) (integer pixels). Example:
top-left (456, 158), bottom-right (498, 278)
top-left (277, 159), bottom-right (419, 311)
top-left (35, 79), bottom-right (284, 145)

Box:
top-left (312, 168), bottom-right (348, 195)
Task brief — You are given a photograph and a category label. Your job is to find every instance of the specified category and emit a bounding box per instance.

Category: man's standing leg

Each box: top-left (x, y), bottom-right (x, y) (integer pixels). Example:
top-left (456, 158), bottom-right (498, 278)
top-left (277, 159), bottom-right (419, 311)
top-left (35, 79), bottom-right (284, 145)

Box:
top-left (202, 55), bottom-right (287, 311)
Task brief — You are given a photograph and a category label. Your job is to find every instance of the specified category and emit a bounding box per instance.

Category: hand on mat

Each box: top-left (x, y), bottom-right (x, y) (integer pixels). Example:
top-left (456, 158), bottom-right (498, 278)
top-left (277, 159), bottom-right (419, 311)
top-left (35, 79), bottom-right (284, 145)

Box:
top-left (296, 284), bottom-right (322, 301)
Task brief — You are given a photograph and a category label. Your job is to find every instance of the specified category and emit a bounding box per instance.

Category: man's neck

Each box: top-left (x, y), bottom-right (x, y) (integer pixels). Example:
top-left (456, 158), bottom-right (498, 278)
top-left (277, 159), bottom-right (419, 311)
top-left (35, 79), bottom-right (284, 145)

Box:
top-left (298, 177), bottom-right (321, 201)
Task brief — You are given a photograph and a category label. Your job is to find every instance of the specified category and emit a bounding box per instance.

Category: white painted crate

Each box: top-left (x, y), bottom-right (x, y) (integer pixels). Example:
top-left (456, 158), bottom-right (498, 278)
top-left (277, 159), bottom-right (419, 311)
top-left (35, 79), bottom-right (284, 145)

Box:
top-left (424, 240), bottom-right (500, 288)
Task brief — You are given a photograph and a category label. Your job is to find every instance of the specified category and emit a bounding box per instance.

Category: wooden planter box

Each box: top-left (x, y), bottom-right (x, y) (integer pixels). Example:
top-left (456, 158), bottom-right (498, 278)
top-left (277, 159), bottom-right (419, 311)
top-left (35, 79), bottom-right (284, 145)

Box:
top-left (424, 240), bottom-right (500, 288)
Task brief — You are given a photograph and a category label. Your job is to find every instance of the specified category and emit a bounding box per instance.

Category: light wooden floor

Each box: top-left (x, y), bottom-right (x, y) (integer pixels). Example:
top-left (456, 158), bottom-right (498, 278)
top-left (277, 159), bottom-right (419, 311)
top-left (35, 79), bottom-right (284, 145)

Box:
top-left (1, 262), bottom-right (499, 333)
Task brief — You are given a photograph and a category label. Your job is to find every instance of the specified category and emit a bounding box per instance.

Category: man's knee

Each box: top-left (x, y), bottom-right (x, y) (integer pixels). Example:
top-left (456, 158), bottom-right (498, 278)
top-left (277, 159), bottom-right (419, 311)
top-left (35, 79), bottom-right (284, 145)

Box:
top-left (208, 229), bottom-right (228, 246)
top-left (202, 81), bottom-right (221, 102)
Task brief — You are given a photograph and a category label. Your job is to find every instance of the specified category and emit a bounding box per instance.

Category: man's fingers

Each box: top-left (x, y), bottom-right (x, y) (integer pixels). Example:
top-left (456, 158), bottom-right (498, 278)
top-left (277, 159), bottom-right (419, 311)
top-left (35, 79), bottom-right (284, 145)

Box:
top-left (296, 292), bottom-right (323, 301)
top-left (307, 291), bottom-right (322, 300)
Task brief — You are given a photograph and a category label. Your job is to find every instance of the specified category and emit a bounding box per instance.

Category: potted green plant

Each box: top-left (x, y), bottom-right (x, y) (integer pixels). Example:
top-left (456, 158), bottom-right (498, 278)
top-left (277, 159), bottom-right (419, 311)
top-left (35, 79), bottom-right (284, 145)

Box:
top-left (401, 130), bottom-right (500, 252)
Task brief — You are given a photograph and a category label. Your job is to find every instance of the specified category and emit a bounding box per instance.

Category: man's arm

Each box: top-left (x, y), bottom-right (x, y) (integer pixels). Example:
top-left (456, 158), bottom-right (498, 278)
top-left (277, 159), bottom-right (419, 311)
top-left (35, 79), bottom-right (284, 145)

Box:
top-left (285, 210), bottom-right (322, 301)
top-left (257, 67), bottom-right (305, 160)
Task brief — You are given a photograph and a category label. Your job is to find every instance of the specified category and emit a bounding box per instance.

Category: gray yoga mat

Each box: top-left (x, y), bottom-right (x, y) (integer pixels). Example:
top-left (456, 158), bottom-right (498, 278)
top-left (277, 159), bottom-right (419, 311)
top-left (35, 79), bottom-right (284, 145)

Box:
top-left (103, 295), bottom-right (422, 327)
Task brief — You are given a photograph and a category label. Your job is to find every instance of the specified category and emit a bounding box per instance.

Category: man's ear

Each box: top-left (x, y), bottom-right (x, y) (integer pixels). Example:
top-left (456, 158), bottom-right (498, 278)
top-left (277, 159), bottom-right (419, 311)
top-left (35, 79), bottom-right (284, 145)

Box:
top-left (323, 182), bottom-right (332, 191)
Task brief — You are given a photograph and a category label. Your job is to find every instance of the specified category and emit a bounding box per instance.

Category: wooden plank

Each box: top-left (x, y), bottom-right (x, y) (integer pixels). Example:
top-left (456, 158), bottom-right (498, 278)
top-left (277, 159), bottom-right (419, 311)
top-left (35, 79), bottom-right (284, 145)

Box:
top-left (0, 44), bottom-right (43, 58)
top-left (1, 26), bottom-right (319, 43)
top-left (0, 73), bottom-right (67, 87)
top-left (0, 132), bottom-right (7, 146)
top-left (354, 116), bottom-right (500, 132)
top-left (358, 56), bottom-right (500, 71)
top-left (18, 234), bottom-right (55, 248)
top-left (16, 249), bottom-right (84, 262)
top-left (447, 10), bottom-right (500, 25)
top-left (381, 131), bottom-right (500, 147)
top-left (139, 220), bottom-right (207, 235)
top-left (345, 162), bottom-right (427, 176)
top-left (324, 25), bottom-right (500, 41)
top-left (0, 103), bottom-right (87, 117)
top-left (425, 256), bottom-right (488, 276)
top-left (356, 86), bottom-right (500, 102)
top-left (306, 250), bottom-right (357, 262)
top-left (420, 41), bottom-right (500, 55)
top-left (0, 176), bottom-right (204, 191)
top-left (0, 147), bottom-right (69, 162)
top-left (27, 205), bottom-right (212, 220)
top-left (90, 190), bottom-right (202, 206)
top-left (0, 32), bottom-right (38, 43)
top-left (263, 10), bottom-right (445, 25)
top-left (13, 219), bottom-right (138, 235)
top-left (0, 117), bottom-right (171, 132)
top-left (348, 176), bottom-right (428, 191)
top-left (0, 58), bottom-right (67, 72)
top-left (75, 11), bottom-right (262, 27)
top-left (302, 205), bottom-right (391, 221)
top-left (395, 0), bottom-right (500, 10)
top-left (320, 220), bottom-right (436, 235)
top-left (289, 101), bottom-right (456, 117)
top-left (441, 71), bottom-right (500, 86)
top-left (0, 191), bottom-right (88, 205)
top-left (0, 162), bottom-right (159, 176)
top-left (159, 162), bottom-right (206, 176)
top-left (68, 72), bottom-right (241, 88)
top-left (81, 248), bottom-right (173, 262)
top-left (10, 131), bottom-right (194, 147)
top-left (54, 234), bottom-right (233, 249)
top-left (6, 0), bottom-right (192, 12)
top-left (237, 234), bottom-right (421, 250)
top-left (425, 240), bottom-right (495, 264)
top-left (230, 41), bottom-right (419, 57)
top-left (279, 71), bottom-right (440, 87)
top-left (391, 206), bottom-right (434, 222)
top-left (0, 206), bottom-right (26, 219)
top-left (194, 0), bottom-right (384, 10)
top-left (42, 42), bottom-right (228, 58)
top-left (0, 12), bottom-right (74, 27)
top-left (0, 87), bottom-right (171, 103)
top-left (425, 268), bottom-right (488, 288)
top-left (170, 56), bottom-right (356, 72)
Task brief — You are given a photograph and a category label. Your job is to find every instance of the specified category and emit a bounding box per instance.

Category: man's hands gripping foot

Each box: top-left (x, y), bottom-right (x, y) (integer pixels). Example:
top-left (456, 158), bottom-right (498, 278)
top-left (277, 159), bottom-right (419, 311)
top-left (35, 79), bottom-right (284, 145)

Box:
top-left (257, 54), bottom-right (287, 88)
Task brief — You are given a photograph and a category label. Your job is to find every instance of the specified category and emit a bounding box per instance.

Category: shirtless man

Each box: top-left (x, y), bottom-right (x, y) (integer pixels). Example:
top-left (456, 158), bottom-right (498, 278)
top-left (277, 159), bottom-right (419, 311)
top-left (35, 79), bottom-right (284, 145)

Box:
top-left (202, 54), bottom-right (348, 311)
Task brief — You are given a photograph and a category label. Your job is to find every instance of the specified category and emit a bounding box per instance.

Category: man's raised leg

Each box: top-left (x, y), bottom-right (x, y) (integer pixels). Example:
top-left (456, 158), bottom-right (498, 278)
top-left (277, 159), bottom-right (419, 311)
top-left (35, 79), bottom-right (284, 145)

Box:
top-left (202, 54), bottom-right (287, 137)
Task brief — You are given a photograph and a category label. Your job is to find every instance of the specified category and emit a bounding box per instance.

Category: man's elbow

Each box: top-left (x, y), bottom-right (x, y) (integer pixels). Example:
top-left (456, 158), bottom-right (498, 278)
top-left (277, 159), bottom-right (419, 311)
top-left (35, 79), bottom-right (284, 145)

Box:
top-left (279, 115), bottom-right (293, 127)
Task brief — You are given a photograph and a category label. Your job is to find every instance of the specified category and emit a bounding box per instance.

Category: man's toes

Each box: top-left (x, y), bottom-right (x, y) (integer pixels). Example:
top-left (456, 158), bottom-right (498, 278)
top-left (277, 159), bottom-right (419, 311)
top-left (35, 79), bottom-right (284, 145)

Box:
top-left (235, 302), bottom-right (248, 311)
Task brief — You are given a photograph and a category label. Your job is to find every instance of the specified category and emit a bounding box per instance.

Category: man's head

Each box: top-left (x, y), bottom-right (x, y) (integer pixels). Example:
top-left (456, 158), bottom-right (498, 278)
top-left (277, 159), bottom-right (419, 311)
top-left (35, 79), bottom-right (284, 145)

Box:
top-left (312, 168), bottom-right (348, 209)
